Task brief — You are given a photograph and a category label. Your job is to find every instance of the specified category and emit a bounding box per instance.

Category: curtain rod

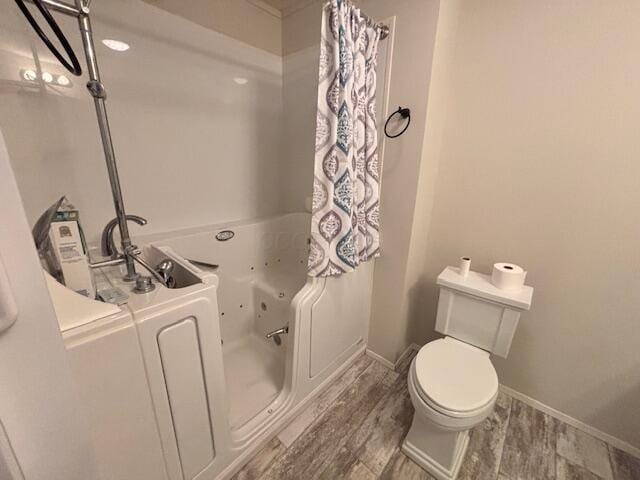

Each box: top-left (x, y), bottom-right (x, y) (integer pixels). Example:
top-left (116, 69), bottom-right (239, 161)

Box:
top-left (377, 24), bottom-right (390, 40)
top-left (357, 8), bottom-right (390, 40)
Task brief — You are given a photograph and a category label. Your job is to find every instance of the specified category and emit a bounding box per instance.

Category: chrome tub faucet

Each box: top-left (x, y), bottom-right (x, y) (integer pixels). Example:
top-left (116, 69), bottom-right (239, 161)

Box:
top-left (101, 215), bottom-right (147, 259)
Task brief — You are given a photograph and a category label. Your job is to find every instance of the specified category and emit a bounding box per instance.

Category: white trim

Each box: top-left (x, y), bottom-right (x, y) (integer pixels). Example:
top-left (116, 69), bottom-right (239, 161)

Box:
top-left (281, 0), bottom-right (318, 18)
top-left (366, 343), bottom-right (420, 371)
top-left (365, 348), bottom-right (394, 370)
top-left (500, 385), bottom-right (640, 460)
top-left (395, 343), bottom-right (420, 369)
top-left (246, 0), bottom-right (282, 18)
top-left (375, 16), bottom-right (396, 199)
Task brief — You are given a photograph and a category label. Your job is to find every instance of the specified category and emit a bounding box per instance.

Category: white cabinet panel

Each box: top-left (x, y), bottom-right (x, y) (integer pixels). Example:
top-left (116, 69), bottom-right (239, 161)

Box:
top-left (158, 318), bottom-right (215, 480)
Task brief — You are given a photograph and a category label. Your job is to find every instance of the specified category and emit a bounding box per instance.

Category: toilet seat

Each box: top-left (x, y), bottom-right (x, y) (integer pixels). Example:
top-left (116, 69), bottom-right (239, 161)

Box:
top-left (412, 337), bottom-right (498, 419)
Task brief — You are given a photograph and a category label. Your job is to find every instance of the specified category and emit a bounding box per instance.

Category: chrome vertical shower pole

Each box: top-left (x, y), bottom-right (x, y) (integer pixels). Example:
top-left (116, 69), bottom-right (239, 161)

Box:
top-left (76, 6), bottom-right (137, 280)
top-left (20, 0), bottom-right (138, 280)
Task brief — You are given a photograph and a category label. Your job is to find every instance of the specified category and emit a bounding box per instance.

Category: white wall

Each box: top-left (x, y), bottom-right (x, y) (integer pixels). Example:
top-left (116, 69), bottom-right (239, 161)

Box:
top-left (141, 0), bottom-right (283, 55)
top-left (416, 0), bottom-right (640, 449)
top-left (0, 0), bottom-right (284, 245)
top-left (281, 0), bottom-right (323, 56)
top-left (400, 0), bottom-right (462, 360)
top-left (281, 44), bottom-right (319, 213)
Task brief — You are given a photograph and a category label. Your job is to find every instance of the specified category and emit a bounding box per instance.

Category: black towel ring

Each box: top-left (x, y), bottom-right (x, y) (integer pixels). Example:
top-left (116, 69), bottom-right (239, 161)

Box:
top-left (14, 0), bottom-right (82, 76)
top-left (384, 106), bottom-right (411, 138)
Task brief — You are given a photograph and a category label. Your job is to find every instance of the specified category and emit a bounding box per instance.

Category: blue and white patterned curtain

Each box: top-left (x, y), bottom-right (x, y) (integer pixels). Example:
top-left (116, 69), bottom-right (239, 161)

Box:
top-left (308, 0), bottom-right (381, 277)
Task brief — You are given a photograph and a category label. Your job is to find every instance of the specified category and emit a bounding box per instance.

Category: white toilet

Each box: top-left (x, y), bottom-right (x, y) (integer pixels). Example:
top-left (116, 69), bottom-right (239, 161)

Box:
top-left (402, 266), bottom-right (533, 480)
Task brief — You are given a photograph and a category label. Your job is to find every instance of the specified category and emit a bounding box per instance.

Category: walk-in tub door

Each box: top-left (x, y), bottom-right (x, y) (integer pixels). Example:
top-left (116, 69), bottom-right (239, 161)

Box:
top-left (309, 262), bottom-right (374, 378)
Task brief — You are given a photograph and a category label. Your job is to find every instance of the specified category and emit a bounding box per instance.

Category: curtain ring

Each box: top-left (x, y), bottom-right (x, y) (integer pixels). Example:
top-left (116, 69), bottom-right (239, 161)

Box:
top-left (384, 106), bottom-right (411, 138)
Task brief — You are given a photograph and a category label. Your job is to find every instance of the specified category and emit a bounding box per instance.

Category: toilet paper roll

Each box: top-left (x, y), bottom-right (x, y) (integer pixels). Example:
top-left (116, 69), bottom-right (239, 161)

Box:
top-left (491, 263), bottom-right (527, 290)
top-left (459, 257), bottom-right (471, 277)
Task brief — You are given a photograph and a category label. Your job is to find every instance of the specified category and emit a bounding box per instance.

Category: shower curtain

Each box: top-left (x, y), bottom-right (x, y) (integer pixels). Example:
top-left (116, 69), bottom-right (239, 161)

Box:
top-left (308, 0), bottom-right (381, 277)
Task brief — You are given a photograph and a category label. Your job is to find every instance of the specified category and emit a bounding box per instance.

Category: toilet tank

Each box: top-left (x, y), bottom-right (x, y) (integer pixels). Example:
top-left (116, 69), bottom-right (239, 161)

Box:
top-left (435, 266), bottom-right (533, 358)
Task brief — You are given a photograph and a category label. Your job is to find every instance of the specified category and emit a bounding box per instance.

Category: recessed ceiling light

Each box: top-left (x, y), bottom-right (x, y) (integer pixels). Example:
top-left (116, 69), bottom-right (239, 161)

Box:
top-left (22, 69), bottom-right (37, 81)
top-left (233, 77), bottom-right (248, 85)
top-left (57, 75), bottom-right (70, 86)
top-left (102, 39), bottom-right (130, 52)
top-left (41, 72), bottom-right (53, 83)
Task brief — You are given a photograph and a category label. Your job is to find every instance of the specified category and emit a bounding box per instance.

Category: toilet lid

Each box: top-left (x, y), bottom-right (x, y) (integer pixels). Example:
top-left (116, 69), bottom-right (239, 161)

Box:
top-left (414, 338), bottom-right (498, 414)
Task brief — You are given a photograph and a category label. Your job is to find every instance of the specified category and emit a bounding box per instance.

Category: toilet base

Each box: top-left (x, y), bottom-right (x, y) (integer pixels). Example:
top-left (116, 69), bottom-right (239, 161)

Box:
top-left (401, 415), bottom-right (469, 480)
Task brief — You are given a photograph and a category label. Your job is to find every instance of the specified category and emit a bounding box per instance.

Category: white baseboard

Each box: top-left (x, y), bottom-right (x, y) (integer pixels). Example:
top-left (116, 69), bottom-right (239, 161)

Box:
top-left (396, 343), bottom-right (420, 368)
top-left (366, 343), bottom-right (420, 371)
top-left (500, 385), bottom-right (640, 460)
top-left (365, 348), bottom-right (395, 369)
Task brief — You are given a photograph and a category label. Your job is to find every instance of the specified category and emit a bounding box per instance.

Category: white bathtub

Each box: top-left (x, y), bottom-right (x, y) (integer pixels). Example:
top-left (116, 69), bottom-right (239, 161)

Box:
top-left (134, 213), bottom-right (375, 479)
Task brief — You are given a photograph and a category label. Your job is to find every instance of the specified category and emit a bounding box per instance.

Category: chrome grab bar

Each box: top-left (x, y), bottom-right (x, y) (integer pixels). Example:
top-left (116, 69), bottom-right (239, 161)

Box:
top-left (266, 326), bottom-right (289, 339)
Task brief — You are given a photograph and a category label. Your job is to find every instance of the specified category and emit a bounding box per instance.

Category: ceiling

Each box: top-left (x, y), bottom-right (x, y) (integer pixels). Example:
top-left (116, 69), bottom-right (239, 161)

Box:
top-left (260, 0), bottom-right (305, 10)
top-left (258, 0), bottom-right (317, 16)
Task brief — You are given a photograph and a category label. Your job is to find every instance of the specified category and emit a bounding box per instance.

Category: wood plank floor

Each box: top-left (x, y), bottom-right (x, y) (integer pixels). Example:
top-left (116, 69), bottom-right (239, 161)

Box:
top-left (233, 352), bottom-right (640, 480)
